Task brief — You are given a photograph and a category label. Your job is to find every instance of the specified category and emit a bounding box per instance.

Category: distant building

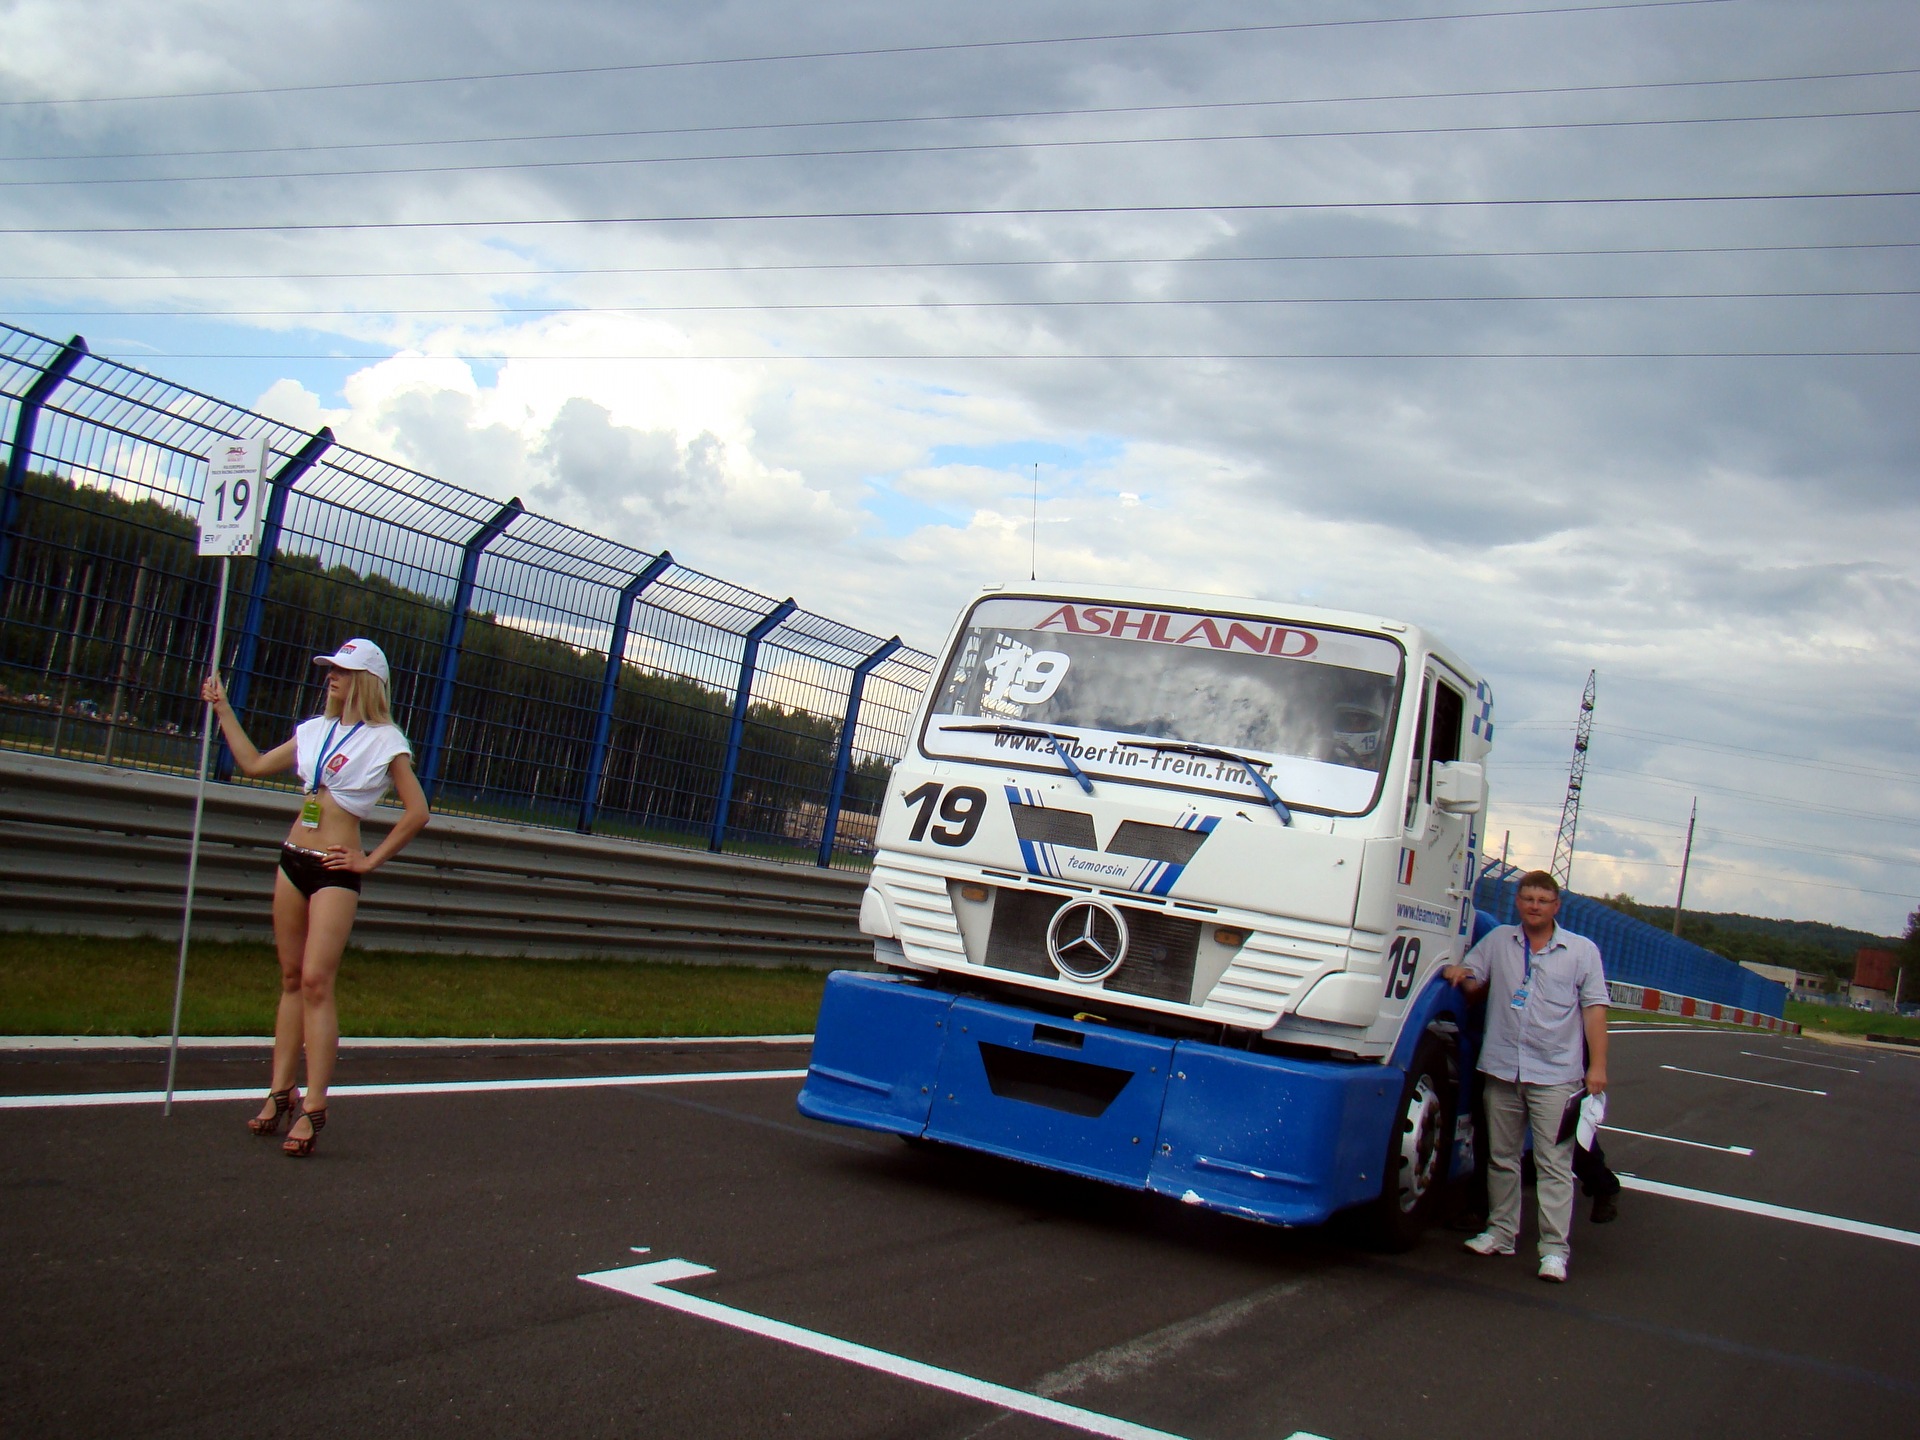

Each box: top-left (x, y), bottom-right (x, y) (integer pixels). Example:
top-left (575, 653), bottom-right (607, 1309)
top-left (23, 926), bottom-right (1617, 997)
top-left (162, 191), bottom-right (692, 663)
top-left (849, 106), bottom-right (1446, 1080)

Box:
top-left (1739, 961), bottom-right (1832, 1003)
top-left (1852, 947), bottom-right (1900, 1009)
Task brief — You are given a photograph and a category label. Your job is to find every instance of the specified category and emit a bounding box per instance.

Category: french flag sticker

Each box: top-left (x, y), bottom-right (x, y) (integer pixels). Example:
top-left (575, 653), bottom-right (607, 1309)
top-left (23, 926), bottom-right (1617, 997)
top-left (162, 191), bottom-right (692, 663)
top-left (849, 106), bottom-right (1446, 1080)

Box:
top-left (1398, 849), bottom-right (1415, 885)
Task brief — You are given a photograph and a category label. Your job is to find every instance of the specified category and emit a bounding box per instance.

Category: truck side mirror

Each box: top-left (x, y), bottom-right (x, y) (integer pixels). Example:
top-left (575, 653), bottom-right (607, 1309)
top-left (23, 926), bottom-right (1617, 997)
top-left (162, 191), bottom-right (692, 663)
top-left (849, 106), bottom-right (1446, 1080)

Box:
top-left (1432, 761), bottom-right (1486, 814)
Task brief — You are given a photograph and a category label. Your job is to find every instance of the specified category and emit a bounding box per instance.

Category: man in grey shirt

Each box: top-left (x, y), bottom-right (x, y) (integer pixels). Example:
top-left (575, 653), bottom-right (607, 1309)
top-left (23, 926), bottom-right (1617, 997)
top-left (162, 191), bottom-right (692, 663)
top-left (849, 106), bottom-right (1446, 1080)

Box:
top-left (1442, 869), bottom-right (1610, 1283)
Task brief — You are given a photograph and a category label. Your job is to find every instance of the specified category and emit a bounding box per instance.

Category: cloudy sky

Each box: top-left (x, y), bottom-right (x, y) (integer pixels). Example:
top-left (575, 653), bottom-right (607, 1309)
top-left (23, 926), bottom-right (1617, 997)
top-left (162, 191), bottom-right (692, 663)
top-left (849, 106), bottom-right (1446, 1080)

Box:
top-left (3, 0), bottom-right (1916, 935)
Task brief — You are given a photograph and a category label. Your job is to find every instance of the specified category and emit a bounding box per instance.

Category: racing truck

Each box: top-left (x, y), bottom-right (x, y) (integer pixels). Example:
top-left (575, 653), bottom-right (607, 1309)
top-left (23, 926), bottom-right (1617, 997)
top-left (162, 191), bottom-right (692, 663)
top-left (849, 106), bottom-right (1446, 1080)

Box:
top-left (798, 584), bottom-right (1493, 1244)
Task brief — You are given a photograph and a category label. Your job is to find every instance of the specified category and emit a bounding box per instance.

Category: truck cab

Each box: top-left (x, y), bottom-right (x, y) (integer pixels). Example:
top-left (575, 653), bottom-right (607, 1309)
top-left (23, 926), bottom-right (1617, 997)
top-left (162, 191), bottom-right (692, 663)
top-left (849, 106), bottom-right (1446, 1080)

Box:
top-left (800, 584), bottom-right (1492, 1240)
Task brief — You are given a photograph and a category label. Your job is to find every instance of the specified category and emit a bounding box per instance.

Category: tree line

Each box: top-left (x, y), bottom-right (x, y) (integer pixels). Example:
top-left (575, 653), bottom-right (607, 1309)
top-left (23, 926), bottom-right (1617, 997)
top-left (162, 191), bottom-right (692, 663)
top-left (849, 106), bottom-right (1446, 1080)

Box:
top-left (0, 470), bottom-right (896, 852)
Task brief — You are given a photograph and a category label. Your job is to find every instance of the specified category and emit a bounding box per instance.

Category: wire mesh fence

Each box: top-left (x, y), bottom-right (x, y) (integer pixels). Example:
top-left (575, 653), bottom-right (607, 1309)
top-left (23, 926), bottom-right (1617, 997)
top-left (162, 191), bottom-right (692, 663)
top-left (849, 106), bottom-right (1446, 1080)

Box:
top-left (1473, 858), bottom-right (1789, 1017)
top-left (0, 323), bottom-right (936, 869)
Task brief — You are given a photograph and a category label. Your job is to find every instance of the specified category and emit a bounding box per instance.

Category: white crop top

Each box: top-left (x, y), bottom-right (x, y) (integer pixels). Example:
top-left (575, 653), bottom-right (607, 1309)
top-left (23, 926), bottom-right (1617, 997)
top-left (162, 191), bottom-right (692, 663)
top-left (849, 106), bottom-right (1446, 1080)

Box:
top-left (293, 717), bottom-right (412, 819)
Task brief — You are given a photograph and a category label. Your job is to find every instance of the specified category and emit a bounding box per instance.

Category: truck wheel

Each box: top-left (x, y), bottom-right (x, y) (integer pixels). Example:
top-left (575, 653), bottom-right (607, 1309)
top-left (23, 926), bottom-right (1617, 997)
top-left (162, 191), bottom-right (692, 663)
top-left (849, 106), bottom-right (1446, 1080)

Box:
top-left (1364, 1038), bottom-right (1455, 1251)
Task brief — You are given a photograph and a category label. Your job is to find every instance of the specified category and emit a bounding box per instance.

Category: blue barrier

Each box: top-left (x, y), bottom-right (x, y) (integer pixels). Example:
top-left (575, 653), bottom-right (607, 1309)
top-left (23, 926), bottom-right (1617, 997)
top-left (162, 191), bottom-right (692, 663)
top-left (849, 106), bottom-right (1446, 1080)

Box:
top-left (1473, 860), bottom-right (1788, 1019)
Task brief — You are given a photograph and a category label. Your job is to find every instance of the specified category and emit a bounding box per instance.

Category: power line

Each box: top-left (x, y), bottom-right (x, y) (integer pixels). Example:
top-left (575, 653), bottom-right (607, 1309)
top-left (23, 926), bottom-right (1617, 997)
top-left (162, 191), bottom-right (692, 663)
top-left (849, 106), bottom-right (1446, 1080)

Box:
top-left (1589, 854), bottom-right (1915, 901)
top-left (10, 107), bottom-right (1919, 191)
top-left (1598, 723), bottom-right (1920, 784)
top-left (7, 64), bottom-right (1911, 167)
top-left (1581, 765), bottom-right (1920, 825)
top-left (6, 188), bottom-right (1914, 237)
top-left (17, 289), bottom-right (1918, 320)
top-left (1532, 804), bottom-right (1920, 869)
top-left (0, 3), bottom-right (1737, 108)
top-left (39, 348), bottom-right (1920, 363)
top-left (6, 240), bottom-right (1914, 286)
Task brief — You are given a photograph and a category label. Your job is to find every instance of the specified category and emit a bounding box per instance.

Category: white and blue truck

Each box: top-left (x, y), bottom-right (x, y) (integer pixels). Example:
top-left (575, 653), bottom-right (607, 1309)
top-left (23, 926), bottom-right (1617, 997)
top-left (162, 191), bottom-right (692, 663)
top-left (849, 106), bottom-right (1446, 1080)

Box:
top-left (799, 584), bottom-right (1493, 1244)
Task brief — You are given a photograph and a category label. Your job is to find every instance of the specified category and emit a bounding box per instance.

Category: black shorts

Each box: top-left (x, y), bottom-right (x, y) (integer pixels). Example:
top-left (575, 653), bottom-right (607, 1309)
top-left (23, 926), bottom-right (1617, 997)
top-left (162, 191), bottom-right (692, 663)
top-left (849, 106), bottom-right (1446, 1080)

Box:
top-left (279, 843), bottom-right (363, 898)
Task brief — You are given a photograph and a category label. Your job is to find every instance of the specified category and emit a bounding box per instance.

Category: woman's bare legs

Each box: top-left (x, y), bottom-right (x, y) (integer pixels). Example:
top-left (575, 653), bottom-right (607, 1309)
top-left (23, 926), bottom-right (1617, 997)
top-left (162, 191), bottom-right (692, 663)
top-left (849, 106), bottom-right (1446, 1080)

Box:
top-left (285, 886), bottom-right (358, 1144)
top-left (256, 871), bottom-right (309, 1125)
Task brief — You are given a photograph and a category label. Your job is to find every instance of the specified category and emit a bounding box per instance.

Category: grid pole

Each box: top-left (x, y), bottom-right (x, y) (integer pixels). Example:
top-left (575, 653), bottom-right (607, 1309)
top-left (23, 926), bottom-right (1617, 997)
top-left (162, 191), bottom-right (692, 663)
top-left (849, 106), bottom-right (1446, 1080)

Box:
top-left (578, 549), bottom-right (673, 834)
top-left (165, 554), bottom-right (230, 1116)
top-left (818, 636), bottom-right (901, 868)
top-left (217, 427), bottom-right (333, 780)
top-left (418, 496), bottom-right (521, 800)
top-left (709, 597), bottom-right (797, 853)
top-left (0, 334), bottom-right (87, 599)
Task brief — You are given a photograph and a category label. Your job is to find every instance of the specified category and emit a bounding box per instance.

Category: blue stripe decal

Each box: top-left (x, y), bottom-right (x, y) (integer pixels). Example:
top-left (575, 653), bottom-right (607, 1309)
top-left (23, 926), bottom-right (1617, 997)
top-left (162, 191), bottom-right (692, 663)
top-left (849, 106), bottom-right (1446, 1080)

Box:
top-left (1004, 784), bottom-right (1042, 876)
top-left (1148, 815), bottom-right (1218, 896)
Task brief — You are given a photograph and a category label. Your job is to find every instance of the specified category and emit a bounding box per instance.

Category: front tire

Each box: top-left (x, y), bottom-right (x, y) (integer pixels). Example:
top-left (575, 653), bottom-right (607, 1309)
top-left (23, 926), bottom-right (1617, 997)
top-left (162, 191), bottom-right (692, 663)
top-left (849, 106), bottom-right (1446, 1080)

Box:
top-left (1363, 1037), bottom-right (1455, 1251)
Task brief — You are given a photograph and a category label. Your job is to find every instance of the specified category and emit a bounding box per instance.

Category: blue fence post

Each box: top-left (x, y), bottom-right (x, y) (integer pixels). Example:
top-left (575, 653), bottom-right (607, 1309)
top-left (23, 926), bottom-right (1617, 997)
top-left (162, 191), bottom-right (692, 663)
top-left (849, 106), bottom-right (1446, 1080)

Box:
top-left (418, 496), bottom-right (522, 801)
top-left (818, 636), bottom-right (901, 867)
top-left (216, 427), bottom-right (333, 780)
top-left (577, 549), bottom-right (673, 834)
top-left (708, 597), bottom-right (797, 853)
top-left (0, 334), bottom-right (88, 599)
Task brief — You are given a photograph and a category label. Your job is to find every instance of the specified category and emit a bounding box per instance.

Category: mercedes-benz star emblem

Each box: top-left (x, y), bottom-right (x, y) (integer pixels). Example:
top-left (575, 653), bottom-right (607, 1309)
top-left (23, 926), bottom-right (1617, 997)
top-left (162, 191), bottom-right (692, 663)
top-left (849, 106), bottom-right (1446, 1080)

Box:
top-left (1046, 899), bottom-right (1129, 982)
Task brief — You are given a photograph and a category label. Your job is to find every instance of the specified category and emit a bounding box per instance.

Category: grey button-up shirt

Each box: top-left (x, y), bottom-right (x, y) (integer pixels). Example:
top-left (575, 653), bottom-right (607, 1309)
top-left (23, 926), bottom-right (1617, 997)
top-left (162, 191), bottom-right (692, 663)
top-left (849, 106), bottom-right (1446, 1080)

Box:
top-left (1464, 923), bottom-right (1609, 1086)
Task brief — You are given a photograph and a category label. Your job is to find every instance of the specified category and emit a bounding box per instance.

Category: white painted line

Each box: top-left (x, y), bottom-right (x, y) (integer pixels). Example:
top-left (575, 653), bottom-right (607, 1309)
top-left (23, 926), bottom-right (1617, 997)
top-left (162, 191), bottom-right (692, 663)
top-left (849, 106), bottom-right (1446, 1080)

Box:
top-left (1620, 1176), bottom-right (1920, 1249)
top-left (1781, 1043), bottom-right (1875, 1063)
top-left (580, 1257), bottom-right (1332, 1440)
top-left (0, 1033), bottom-right (814, 1052)
top-left (1599, 1124), bottom-right (1753, 1157)
top-left (1609, 1026), bottom-right (1746, 1035)
top-left (1659, 1064), bottom-right (1826, 1096)
top-left (0, 1068), bottom-right (807, 1110)
top-left (1738, 1050), bottom-right (1861, 1074)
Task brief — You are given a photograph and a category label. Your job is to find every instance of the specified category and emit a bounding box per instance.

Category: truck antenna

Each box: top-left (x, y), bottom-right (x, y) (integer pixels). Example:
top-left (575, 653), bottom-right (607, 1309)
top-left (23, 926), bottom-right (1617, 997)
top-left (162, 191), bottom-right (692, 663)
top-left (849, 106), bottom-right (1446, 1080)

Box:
top-left (1030, 463), bottom-right (1038, 581)
top-left (1550, 670), bottom-right (1596, 891)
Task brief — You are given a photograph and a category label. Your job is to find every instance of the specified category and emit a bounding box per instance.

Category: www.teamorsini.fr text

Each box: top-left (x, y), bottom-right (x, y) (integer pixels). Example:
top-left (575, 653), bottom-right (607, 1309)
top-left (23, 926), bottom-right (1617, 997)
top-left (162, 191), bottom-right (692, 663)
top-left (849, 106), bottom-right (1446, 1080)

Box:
top-left (986, 730), bottom-right (1258, 784)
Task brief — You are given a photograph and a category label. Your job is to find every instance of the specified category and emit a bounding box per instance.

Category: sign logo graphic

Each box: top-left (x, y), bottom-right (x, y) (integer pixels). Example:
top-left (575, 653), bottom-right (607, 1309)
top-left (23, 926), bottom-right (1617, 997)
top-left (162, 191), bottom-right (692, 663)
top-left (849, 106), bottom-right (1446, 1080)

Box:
top-left (1045, 899), bottom-right (1129, 982)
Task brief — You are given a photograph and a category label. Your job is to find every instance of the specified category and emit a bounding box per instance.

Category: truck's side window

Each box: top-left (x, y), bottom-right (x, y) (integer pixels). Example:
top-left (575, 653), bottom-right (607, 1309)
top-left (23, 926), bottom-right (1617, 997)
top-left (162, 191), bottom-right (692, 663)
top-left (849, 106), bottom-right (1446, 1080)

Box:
top-left (1403, 679), bottom-right (1431, 829)
top-left (1425, 681), bottom-right (1465, 802)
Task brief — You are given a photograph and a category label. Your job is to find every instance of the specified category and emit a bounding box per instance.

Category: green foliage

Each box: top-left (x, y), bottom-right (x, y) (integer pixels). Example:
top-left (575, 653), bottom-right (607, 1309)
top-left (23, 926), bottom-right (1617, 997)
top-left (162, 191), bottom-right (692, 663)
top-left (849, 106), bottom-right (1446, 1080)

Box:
top-left (1591, 893), bottom-right (1896, 980)
top-left (0, 469), bottom-right (894, 851)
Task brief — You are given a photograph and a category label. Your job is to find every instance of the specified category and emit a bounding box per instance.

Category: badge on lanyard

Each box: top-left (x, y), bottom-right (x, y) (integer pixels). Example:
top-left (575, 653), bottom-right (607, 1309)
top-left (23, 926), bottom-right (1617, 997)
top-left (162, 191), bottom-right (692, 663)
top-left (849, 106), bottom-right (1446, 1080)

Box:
top-left (302, 721), bottom-right (361, 828)
top-left (1510, 935), bottom-right (1534, 1010)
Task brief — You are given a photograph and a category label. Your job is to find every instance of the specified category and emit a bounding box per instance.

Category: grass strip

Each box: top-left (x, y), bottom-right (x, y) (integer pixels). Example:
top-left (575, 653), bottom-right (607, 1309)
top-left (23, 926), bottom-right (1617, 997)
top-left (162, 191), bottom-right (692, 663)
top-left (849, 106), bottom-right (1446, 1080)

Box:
top-left (0, 932), bottom-right (828, 1039)
top-left (1786, 1000), bottom-right (1920, 1042)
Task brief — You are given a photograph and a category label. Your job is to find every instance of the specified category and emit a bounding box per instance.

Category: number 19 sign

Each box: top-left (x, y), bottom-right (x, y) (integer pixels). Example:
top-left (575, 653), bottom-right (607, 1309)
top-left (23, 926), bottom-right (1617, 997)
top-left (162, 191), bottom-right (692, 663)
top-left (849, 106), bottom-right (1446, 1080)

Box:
top-left (198, 436), bottom-right (268, 556)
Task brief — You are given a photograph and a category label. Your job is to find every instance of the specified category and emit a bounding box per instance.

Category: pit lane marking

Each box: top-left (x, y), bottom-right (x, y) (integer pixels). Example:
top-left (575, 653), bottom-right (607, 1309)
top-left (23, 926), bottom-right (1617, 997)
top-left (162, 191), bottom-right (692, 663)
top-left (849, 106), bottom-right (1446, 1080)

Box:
top-left (1738, 1050), bottom-right (1862, 1073)
top-left (1659, 1064), bottom-right (1826, 1096)
top-left (0, 1068), bottom-right (808, 1109)
top-left (579, 1254), bottom-right (1333, 1440)
top-left (1599, 1123), bottom-right (1753, 1156)
top-left (1619, 1177), bottom-right (1920, 1249)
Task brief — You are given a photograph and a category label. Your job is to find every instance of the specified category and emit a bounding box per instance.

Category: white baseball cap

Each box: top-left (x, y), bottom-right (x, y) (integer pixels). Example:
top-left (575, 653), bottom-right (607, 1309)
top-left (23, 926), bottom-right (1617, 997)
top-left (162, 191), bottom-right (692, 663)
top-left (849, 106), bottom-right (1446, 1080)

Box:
top-left (314, 638), bottom-right (391, 685)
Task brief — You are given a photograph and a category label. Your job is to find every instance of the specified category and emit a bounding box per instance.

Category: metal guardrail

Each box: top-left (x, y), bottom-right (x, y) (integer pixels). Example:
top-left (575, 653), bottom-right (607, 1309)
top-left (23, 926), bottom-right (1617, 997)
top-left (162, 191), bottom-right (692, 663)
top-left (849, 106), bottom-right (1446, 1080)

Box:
top-left (0, 750), bottom-right (870, 968)
top-left (1474, 857), bottom-right (1790, 1019)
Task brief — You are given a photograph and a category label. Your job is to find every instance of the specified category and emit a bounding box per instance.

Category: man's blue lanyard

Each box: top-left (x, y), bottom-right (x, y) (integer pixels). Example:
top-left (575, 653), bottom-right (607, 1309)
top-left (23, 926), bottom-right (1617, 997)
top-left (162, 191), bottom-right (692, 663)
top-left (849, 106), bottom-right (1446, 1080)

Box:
top-left (311, 722), bottom-right (362, 793)
top-left (1519, 929), bottom-right (1535, 983)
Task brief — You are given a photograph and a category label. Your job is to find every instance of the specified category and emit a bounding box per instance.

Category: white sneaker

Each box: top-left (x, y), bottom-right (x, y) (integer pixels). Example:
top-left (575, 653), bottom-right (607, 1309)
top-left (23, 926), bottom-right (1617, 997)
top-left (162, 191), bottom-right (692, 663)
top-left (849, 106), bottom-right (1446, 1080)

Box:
top-left (1464, 1231), bottom-right (1515, 1256)
top-left (1538, 1254), bottom-right (1568, 1283)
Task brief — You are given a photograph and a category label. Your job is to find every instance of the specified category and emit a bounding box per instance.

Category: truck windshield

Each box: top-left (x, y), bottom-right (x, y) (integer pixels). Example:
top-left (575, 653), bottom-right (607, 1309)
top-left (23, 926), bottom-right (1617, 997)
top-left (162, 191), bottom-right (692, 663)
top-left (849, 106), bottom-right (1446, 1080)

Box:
top-left (922, 596), bottom-right (1403, 816)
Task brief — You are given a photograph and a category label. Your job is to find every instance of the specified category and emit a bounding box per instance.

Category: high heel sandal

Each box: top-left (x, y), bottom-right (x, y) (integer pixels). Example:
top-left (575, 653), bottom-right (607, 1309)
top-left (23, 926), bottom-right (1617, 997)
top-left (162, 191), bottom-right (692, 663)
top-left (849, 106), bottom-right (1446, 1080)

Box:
top-left (248, 1087), bottom-right (300, 1136)
top-left (282, 1106), bottom-right (327, 1158)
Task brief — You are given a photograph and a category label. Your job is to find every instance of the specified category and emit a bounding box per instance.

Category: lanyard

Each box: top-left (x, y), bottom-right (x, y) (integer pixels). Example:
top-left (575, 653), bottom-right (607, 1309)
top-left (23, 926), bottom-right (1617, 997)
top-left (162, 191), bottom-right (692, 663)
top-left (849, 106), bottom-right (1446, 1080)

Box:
top-left (310, 721), bottom-right (362, 794)
top-left (1518, 928), bottom-right (1553, 982)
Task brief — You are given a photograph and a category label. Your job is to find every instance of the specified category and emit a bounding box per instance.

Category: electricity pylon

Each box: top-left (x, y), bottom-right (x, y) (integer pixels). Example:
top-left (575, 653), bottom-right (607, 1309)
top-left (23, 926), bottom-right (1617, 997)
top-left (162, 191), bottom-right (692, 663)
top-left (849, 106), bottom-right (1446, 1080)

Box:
top-left (1550, 671), bottom-right (1596, 891)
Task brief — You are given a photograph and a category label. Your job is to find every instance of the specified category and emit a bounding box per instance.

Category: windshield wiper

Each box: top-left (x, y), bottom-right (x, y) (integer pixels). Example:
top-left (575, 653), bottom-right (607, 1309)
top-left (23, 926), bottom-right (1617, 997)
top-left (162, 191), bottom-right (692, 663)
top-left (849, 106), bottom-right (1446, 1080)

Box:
top-left (943, 722), bottom-right (1094, 795)
top-left (1114, 739), bottom-right (1293, 824)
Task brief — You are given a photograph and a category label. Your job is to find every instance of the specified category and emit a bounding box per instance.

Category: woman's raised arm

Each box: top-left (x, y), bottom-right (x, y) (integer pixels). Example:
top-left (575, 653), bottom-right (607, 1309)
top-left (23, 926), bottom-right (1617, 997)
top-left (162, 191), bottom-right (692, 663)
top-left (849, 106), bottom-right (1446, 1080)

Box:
top-left (202, 673), bottom-right (296, 777)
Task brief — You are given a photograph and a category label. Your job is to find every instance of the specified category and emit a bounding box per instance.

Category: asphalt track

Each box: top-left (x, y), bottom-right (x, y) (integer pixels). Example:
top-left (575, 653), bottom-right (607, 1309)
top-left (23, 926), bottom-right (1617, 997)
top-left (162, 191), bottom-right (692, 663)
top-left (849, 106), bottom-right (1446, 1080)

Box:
top-left (4, 1025), bottom-right (1916, 1440)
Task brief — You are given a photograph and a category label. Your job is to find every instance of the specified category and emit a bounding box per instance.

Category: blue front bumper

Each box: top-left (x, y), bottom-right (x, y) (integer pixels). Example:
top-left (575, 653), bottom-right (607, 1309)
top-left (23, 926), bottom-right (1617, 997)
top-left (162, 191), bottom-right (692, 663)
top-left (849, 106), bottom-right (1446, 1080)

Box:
top-left (798, 970), bottom-right (1401, 1227)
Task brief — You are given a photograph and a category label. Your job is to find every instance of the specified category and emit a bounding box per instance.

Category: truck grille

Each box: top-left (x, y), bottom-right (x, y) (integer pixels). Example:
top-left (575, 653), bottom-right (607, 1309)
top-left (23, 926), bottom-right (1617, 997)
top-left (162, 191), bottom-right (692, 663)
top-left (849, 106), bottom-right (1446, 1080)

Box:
top-left (985, 887), bottom-right (1201, 1005)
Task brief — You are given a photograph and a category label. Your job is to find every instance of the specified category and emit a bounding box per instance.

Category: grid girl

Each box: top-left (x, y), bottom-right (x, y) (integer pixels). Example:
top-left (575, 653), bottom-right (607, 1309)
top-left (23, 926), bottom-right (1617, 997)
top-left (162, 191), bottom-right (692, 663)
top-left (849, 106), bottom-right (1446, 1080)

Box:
top-left (203, 639), bottom-right (429, 1156)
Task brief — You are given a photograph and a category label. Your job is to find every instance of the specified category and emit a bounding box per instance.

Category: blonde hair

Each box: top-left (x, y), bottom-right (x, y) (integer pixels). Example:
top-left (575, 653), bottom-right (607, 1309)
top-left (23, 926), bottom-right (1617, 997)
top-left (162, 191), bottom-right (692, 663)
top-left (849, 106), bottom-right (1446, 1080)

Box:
top-left (323, 668), bottom-right (393, 726)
